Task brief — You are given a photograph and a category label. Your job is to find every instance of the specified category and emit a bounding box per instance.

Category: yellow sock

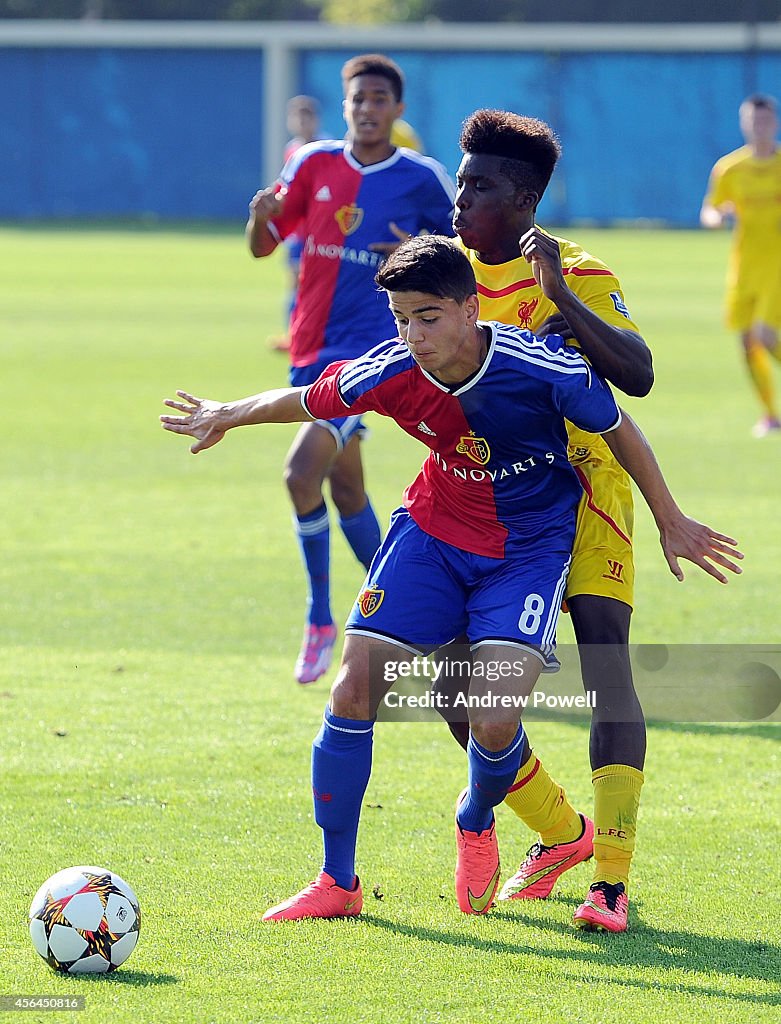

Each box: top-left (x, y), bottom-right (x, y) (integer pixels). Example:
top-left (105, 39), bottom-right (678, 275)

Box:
top-left (503, 754), bottom-right (582, 846)
top-left (591, 764), bottom-right (644, 893)
top-left (745, 343), bottom-right (778, 418)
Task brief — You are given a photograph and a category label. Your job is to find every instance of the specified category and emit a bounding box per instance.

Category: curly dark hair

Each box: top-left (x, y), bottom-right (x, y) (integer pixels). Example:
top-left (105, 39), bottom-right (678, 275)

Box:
top-left (460, 109), bottom-right (561, 199)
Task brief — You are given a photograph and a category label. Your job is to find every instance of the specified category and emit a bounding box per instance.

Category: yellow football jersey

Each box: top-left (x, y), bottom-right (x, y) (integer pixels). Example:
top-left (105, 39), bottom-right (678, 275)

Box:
top-left (462, 232), bottom-right (640, 604)
top-left (706, 146), bottom-right (781, 251)
top-left (705, 147), bottom-right (781, 329)
top-left (462, 232), bottom-right (640, 467)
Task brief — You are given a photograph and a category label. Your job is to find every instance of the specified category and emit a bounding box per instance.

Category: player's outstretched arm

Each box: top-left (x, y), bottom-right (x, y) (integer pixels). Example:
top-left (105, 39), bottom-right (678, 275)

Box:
top-left (161, 387), bottom-right (310, 454)
top-left (520, 227), bottom-right (654, 397)
top-left (603, 412), bottom-right (744, 584)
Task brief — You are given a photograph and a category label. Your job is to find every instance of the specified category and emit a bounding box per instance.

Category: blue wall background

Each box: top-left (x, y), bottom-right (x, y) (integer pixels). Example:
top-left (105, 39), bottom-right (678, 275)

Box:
top-left (3, 44), bottom-right (780, 224)
top-left (1, 47), bottom-right (264, 219)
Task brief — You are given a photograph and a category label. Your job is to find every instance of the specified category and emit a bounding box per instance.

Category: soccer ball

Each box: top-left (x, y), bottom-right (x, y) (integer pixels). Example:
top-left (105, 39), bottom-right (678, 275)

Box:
top-left (29, 866), bottom-right (141, 974)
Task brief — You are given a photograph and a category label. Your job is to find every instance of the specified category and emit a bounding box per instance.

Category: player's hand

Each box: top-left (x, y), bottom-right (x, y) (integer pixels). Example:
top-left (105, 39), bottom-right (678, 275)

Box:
top-left (248, 186), bottom-right (286, 224)
top-left (658, 514), bottom-right (744, 584)
top-left (701, 201), bottom-right (735, 229)
top-left (535, 312), bottom-right (576, 342)
top-left (519, 227), bottom-right (567, 301)
top-left (160, 391), bottom-right (228, 454)
top-left (369, 222), bottom-right (412, 256)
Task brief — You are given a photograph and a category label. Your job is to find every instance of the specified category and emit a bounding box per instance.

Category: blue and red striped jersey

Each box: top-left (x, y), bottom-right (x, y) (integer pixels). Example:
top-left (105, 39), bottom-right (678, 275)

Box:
top-left (268, 141), bottom-right (455, 368)
top-left (301, 322), bottom-right (621, 559)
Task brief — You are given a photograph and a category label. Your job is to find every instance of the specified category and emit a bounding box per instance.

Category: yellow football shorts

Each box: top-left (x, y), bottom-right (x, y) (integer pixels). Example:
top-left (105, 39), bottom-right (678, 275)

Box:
top-left (565, 456), bottom-right (635, 608)
top-left (726, 251), bottom-right (781, 333)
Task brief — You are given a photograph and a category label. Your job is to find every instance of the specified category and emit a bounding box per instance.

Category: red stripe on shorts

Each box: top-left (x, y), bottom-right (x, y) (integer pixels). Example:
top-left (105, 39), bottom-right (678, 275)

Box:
top-left (574, 465), bottom-right (632, 545)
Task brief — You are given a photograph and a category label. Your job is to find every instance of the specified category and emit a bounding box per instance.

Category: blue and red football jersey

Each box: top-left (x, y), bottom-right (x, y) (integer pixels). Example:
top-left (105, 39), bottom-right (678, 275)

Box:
top-left (302, 323), bottom-right (621, 559)
top-left (268, 141), bottom-right (455, 368)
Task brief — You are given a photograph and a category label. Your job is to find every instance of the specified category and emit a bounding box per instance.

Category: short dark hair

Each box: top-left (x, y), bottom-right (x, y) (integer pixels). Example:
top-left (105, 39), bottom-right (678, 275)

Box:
top-left (287, 94), bottom-right (320, 116)
top-left (460, 109), bottom-right (561, 200)
top-left (341, 53), bottom-right (404, 102)
top-left (742, 93), bottom-right (778, 113)
top-left (375, 235), bottom-right (477, 303)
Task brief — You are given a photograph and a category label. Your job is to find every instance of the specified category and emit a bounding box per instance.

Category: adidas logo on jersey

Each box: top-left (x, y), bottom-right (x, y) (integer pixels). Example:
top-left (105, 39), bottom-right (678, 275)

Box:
top-left (314, 186), bottom-right (332, 201)
top-left (417, 421), bottom-right (436, 436)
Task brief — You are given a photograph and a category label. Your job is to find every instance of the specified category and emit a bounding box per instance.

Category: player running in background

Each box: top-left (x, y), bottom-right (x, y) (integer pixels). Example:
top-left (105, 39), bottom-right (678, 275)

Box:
top-left (272, 103), bottom-right (422, 355)
top-left (162, 236), bottom-right (741, 925)
top-left (245, 54), bottom-right (455, 684)
top-left (700, 93), bottom-right (781, 438)
top-left (268, 95), bottom-right (326, 353)
top-left (444, 109), bottom-right (741, 932)
top-left (282, 94), bottom-right (324, 166)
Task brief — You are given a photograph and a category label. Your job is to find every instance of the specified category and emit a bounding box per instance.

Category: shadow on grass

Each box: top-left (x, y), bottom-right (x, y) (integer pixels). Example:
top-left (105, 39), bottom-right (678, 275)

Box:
top-left (65, 970), bottom-right (179, 986)
top-left (362, 911), bottom-right (781, 1007)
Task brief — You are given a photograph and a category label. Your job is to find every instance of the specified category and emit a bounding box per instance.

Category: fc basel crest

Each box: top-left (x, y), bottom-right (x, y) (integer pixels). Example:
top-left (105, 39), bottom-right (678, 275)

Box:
top-left (334, 204), bottom-right (364, 236)
top-left (358, 585), bottom-right (384, 617)
top-left (456, 432), bottom-right (491, 466)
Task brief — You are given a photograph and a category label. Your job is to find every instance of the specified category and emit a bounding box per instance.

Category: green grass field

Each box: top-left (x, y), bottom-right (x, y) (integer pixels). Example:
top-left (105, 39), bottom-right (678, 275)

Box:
top-left (1, 225), bottom-right (779, 1024)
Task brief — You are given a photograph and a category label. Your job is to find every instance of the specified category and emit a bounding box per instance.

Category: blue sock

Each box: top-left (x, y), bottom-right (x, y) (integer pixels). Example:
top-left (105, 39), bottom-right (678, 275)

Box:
top-left (457, 723), bottom-right (526, 834)
top-left (294, 502), bottom-right (331, 626)
top-left (312, 706), bottom-right (374, 889)
top-left (339, 499), bottom-right (382, 571)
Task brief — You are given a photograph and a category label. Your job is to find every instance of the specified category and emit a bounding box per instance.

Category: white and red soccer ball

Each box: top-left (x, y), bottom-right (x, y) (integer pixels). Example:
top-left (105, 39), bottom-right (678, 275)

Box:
top-left (29, 866), bottom-right (140, 974)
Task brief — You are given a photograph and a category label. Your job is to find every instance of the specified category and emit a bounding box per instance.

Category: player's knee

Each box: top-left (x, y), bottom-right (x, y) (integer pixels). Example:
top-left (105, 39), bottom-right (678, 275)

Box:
top-left (572, 600), bottom-right (635, 693)
top-left (744, 326), bottom-right (776, 352)
top-left (571, 596), bottom-right (631, 647)
top-left (469, 716), bottom-right (521, 753)
top-left (580, 644), bottom-right (633, 692)
top-left (329, 671), bottom-right (371, 720)
top-left (283, 462), bottom-right (322, 509)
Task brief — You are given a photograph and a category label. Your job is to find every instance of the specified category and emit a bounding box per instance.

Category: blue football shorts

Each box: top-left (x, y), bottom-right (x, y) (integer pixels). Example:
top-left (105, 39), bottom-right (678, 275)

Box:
top-left (290, 360), bottom-right (366, 450)
top-left (345, 508), bottom-right (572, 670)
